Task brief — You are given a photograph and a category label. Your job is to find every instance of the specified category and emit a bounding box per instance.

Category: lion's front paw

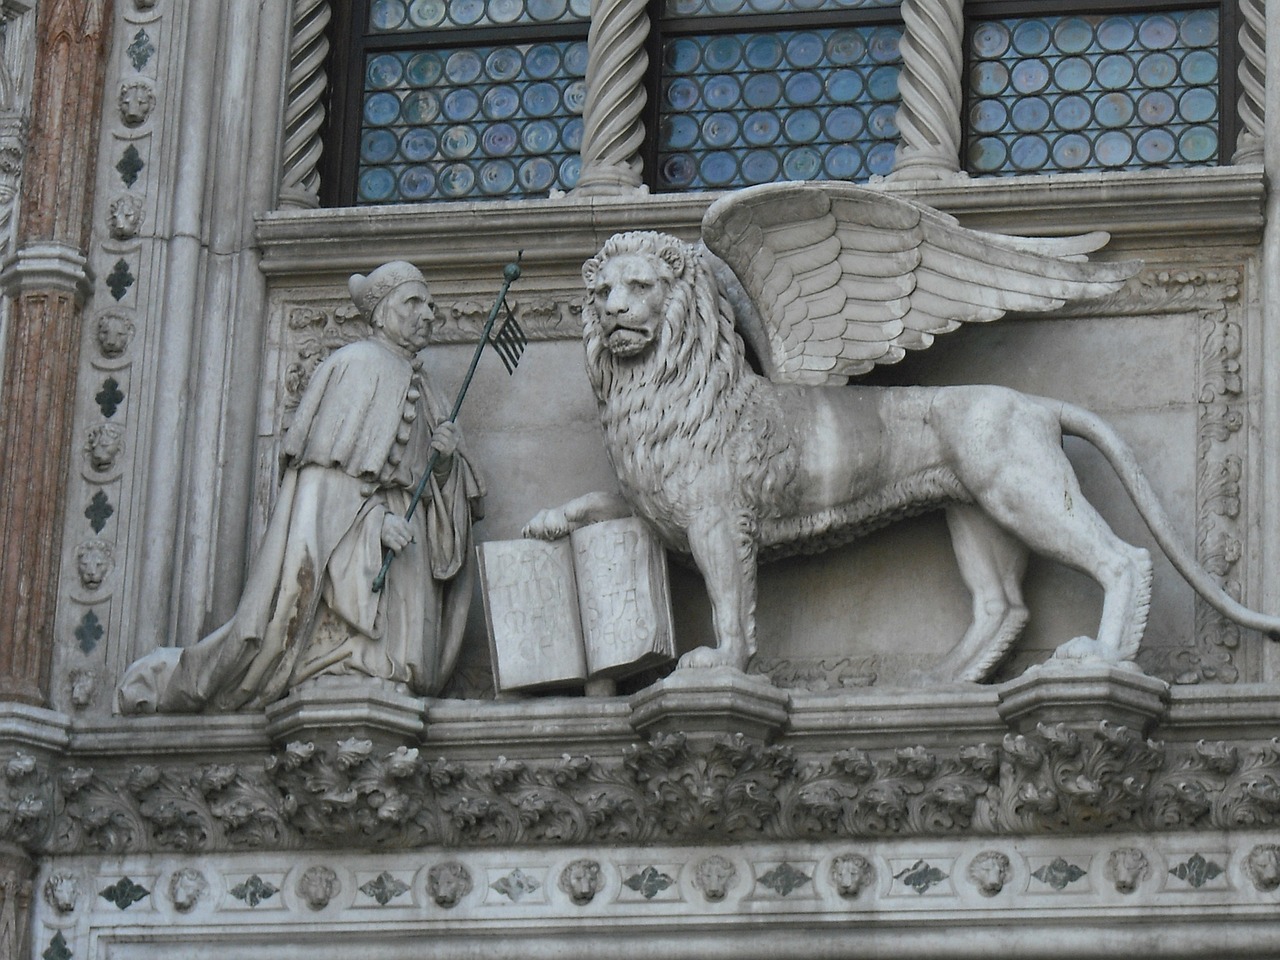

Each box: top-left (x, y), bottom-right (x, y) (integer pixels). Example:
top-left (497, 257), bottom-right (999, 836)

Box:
top-left (522, 507), bottom-right (571, 541)
top-left (1051, 636), bottom-right (1111, 662)
top-left (677, 645), bottom-right (749, 672)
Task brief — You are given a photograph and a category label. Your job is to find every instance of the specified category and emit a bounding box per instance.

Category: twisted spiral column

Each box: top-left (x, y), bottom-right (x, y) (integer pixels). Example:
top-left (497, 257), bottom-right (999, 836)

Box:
top-left (888, 0), bottom-right (964, 181)
top-left (1232, 0), bottom-right (1265, 164)
top-left (573, 0), bottom-right (649, 195)
top-left (279, 0), bottom-right (331, 208)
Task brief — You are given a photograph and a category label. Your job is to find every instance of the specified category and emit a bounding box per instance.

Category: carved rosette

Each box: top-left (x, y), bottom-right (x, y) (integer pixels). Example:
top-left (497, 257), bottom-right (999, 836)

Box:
top-left (1232, 0), bottom-right (1264, 164)
top-left (279, 0), bottom-right (331, 208)
top-left (888, 0), bottom-right (963, 181)
top-left (573, 0), bottom-right (648, 196)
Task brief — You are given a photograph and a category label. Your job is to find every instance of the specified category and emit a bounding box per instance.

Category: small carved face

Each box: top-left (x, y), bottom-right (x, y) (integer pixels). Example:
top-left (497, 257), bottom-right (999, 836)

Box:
top-left (69, 670), bottom-right (98, 709)
top-left (297, 865), bottom-right (341, 910)
top-left (44, 872), bottom-right (79, 913)
top-left (1106, 848), bottom-right (1150, 895)
top-left (85, 423), bottom-right (125, 472)
top-left (75, 539), bottom-right (114, 590)
top-left (558, 859), bottom-right (602, 905)
top-left (1246, 844), bottom-right (1280, 892)
top-left (967, 851), bottom-right (1011, 898)
top-left (692, 855), bottom-right (737, 903)
top-left (373, 280), bottom-right (435, 354)
top-left (586, 253), bottom-right (671, 358)
top-left (168, 868), bottom-right (208, 913)
top-left (830, 853), bottom-right (875, 900)
top-left (109, 194), bottom-right (144, 240)
top-left (118, 79), bottom-right (156, 126)
top-left (427, 861), bottom-right (472, 908)
top-left (96, 313), bottom-right (135, 358)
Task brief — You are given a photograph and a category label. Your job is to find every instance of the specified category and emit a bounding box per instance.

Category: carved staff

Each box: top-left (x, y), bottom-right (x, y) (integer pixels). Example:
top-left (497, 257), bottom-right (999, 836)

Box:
top-left (372, 256), bottom-right (525, 593)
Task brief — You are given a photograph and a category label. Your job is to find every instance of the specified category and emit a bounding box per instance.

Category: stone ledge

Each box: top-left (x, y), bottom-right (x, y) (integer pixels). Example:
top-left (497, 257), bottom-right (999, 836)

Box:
top-left (254, 166), bottom-right (1265, 280)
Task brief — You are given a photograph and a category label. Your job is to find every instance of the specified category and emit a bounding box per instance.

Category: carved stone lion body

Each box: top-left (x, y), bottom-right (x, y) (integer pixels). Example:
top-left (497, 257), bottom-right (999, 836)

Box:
top-left (528, 230), bottom-right (1280, 680)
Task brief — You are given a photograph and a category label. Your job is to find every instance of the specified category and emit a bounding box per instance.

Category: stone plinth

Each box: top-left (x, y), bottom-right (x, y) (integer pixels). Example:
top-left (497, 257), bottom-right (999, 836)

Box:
top-left (263, 676), bottom-right (425, 749)
top-left (995, 661), bottom-right (1171, 737)
top-left (628, 667), bottom-right (790, 743)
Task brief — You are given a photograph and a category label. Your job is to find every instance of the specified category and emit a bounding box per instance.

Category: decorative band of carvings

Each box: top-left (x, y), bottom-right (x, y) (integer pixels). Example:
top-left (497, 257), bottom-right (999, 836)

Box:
top-left (6, 726), bottom-right (1280, 855)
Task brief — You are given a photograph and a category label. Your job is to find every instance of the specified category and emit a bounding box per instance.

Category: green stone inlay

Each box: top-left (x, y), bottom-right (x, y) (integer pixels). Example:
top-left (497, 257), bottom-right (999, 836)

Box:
top-left (1170, 852), bottom-right (1223, 888)
top-left (894, 859), bottom-right (949, 894)
top-left (75, 610), bottom-right (104, 653)
top-left (230, 874), bottom-right (279, 906)
top-left (95, 378), bottom-right (124, 418)
top-left (117, 145), bottom-right (144, 187)
top-left (360, 871), bottom-right (410, 905)
top-left (100, 876), bottom-right (150, 909)
top-left (1031, 857), bottom-right (1087, 890)
top-left (757, 862), bottom-right (811, 896)
top-left (43, 931), bottom-right (72, 960)
top-left (106, 260), bottom-right (134, 301)
top-left (86, 490), bottom-right (113, 534)
top-left (622, 866), bottom-right (673, 899)
top-left (127, 29), bottom-right (155, 70)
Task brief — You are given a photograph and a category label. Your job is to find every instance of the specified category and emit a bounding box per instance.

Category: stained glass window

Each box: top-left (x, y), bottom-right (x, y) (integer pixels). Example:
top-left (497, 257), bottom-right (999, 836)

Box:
top-left (966, 8), bottom-right (1222, 176)
top-left (653, 2), bottom-right (904, 192)
top-left (345, 0), bottom-right (589, 204)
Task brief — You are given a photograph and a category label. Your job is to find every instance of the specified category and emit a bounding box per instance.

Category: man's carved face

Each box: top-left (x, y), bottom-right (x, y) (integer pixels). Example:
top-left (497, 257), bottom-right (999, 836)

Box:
top-left (588, 253), bottom-right (669, 357)
top-left (376, 280), bottom-right (436, 354)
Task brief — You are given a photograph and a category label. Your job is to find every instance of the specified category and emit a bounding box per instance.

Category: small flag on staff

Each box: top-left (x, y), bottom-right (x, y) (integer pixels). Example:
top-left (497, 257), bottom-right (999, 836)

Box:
top-left (489, 297), bottom-right (526, 374)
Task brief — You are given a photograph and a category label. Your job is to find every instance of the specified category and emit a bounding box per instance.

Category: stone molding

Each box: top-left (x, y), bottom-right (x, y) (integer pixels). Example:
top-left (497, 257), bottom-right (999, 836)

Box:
top-left (0, 242), bottom-right (90, 301)
top-left (27, 834), bottom-right (1280, 960)
top-left (8, 715), bottom-right (1280, 856)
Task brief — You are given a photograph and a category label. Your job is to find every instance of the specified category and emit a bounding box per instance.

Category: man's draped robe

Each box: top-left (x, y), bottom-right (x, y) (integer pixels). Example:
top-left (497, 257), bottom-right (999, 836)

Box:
top-left (119, 339), bottom-right (483, 712)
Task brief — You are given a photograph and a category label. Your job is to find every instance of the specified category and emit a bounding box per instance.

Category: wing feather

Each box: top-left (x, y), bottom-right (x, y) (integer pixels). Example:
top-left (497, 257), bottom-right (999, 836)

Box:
top-left (702, 181), bottom-right (1141, 385)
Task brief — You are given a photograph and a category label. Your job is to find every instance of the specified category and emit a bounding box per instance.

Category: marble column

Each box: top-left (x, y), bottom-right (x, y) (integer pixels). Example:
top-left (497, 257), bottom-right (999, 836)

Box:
top-left (0, 847), bottom-right (34, 960)
top-left (0, 0), bottom-right (114, 705)
top-left (888, 0), bottom-right (964, 181)
top-left (572, 0), bottom-right (649, 196)
top-left (1233, 0), bottom-right (1266, 163)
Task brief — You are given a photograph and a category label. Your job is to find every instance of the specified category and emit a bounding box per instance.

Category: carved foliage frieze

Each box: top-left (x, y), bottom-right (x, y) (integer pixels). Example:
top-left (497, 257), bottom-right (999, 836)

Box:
top-left (8, 727), bottom-right (1280, 856)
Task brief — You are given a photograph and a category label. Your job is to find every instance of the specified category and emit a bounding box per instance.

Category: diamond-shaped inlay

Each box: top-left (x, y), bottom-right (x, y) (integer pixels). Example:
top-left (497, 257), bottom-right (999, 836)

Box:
top-left (86, 490), bottom-right (113, 533)
top-left (106, 260), bottom-right (134, 301)
top-left (117, 145), bottom-right (144, 187)
top-left (490, 868), bottom-right (540, 902)
top-left (1032, 857), bottom-right (1087, 891)
top-left (127, 29), bottom-right (154, 70)
top-left (894, 859), bottom-right (949, 895)
top-left (100, 876), bottom-right (149, 909)
top-left (95, 378), bottom-right (124, 418)
top-left (622, 866), bottom-right (674, 900)
top-left (1170, 853), bottom-right (1224, 888)
top-left (75, 610), bottom-right (104, 653)
top-left (43, 931), bottom-right (72, 960)
top-left (230, 874), bottom-right (278, 907)
top-left (757, 862), bottom-right (811, 897)
top-left (360, 871), bottom-right (410, 905)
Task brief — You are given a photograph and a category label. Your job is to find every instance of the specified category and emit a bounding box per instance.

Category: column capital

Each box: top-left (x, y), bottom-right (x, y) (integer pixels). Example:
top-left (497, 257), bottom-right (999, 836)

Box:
top-left (0, 241), bottom-right (91, 302)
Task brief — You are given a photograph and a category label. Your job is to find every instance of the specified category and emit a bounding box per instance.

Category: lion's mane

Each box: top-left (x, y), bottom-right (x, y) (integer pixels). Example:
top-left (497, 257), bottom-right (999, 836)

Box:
top-left (581, 232), bottom-right (795, 547)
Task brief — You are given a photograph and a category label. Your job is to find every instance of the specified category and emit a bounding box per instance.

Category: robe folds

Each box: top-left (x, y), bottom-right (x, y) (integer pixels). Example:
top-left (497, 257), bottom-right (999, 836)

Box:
top-left (119, 339), bottom-right (484, 713)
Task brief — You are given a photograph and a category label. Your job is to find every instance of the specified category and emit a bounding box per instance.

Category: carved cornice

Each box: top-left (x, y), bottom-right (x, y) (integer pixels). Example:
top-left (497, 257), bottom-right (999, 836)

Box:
top-left (7, 725), bottom-right (1280, 855)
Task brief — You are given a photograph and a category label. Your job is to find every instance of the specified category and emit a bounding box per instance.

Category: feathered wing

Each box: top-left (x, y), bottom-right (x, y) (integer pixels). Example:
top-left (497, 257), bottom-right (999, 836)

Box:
top-left (701, 181), bottom-right (1142, 385)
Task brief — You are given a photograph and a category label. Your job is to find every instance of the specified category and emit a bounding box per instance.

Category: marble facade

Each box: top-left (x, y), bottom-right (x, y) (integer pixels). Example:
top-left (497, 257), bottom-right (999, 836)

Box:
top-left (2, 0), bottom-right (1280, 957)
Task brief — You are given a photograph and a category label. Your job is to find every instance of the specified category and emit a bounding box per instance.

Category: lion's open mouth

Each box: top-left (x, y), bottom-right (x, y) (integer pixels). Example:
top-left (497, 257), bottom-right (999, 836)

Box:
top-left (605, 326), bottom-right (653, 356)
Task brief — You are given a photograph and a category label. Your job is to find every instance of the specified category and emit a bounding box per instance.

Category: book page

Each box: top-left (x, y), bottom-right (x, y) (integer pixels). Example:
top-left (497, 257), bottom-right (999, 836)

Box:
top-left (477, 538), bottom-right (587, 691)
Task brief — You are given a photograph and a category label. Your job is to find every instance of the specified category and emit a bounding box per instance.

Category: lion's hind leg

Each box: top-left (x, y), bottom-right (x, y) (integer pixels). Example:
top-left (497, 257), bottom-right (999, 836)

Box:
top-left (929, 504), bottom-right (1030, 682)
top-left (957, 406), bottom-right (1153, 665)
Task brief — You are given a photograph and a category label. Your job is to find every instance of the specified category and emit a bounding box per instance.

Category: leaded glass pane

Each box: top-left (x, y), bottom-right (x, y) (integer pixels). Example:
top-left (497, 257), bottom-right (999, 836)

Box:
top-left (663, 0), bottom-right (900, 15)
top-left (369, 0), bottom-right (589, 33)
top-left (357, 40), bottom-right (587, 203)
top-left (657, 25), bottom-right (903, 191)
top-left (967, 8), bottom-right (1219, 176)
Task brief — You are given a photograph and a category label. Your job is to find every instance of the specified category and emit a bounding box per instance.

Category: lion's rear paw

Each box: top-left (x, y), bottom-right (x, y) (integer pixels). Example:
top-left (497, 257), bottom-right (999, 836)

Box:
top-left (678, 645), bottom-right (749, 672)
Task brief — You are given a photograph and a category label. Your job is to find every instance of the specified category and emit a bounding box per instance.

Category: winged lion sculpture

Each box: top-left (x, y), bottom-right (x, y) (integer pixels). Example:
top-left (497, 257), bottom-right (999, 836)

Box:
top-left (524, 181), bottom-right (1280, 682)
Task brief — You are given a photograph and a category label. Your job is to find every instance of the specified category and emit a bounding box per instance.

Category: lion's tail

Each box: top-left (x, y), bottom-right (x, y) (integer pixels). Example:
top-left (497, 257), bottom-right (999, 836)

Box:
top-left (1057, 400), bottom-right (1280, 640)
